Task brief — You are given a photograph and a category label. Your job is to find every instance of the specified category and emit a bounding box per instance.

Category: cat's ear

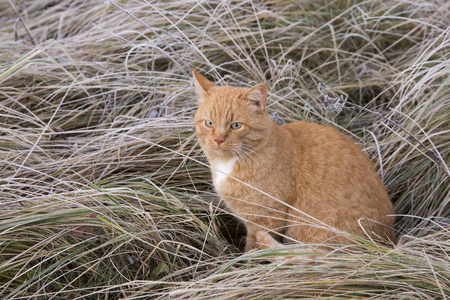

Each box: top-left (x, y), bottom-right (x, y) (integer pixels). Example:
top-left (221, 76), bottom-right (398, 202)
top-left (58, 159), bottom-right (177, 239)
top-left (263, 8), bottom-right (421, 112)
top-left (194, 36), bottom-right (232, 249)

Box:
top-left (193, 70), bottom-right (216, 99)
top-left (241, 83), bottom-right (267, 110)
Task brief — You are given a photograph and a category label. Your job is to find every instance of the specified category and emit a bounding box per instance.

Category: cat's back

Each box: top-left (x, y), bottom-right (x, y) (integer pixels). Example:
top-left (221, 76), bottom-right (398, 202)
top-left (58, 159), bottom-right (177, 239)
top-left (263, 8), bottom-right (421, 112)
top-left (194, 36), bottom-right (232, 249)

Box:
top-left (281, 120), bottom-right (370, 165)
top-left (283, 120), bottom-right (354, 145)
top-left (280, 120), bottom-right (382, 188)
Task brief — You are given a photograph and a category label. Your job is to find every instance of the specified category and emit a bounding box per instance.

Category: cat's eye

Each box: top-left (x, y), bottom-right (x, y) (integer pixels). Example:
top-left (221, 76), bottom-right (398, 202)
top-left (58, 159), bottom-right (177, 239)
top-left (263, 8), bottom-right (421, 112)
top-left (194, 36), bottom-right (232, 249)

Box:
top-left (204, 120), bottom-right (214, 128)
top-left (230, 122), bottom-right (242, 130)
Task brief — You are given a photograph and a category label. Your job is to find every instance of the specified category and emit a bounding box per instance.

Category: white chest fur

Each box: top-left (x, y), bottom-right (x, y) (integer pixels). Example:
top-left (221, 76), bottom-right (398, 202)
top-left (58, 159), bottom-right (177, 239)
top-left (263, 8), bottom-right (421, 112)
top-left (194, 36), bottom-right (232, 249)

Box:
top-left (211, 158), bottom-right (237, 191)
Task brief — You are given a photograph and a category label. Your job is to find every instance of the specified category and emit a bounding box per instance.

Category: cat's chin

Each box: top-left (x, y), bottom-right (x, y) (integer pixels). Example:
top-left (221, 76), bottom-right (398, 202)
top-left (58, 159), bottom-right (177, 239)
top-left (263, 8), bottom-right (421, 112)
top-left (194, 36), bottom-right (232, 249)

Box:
top-left (207, 148), bottom-right (235, 159)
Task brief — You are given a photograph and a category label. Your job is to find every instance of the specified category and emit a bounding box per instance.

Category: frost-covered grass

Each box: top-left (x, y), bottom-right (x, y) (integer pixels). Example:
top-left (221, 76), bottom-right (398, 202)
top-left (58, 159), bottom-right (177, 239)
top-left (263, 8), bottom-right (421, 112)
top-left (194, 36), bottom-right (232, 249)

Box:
top-left (0, 0), bottom-right (448, 298)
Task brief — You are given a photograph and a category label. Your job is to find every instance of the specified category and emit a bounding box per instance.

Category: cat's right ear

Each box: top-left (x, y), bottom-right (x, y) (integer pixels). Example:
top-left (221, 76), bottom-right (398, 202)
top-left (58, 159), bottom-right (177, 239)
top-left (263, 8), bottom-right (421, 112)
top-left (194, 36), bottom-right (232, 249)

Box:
top-left (193, 70), bottom-right (216, 100)
top-left (241, 83), bottom-right (267, 111)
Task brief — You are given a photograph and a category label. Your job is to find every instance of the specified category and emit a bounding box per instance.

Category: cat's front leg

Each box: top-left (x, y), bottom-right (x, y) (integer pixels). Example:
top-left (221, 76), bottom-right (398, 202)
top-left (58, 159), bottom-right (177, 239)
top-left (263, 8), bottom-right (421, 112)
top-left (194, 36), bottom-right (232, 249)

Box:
top-left (241, 207), bottom-right (287, 252)
top-left (244, 224), bottom-right (259, 252)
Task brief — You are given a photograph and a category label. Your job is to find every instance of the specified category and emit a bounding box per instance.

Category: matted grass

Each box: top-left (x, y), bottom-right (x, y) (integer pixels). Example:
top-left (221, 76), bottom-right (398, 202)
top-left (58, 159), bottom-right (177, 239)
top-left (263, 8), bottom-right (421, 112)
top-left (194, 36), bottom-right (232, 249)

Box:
top-left (0, 0), bottom-right (448, 298)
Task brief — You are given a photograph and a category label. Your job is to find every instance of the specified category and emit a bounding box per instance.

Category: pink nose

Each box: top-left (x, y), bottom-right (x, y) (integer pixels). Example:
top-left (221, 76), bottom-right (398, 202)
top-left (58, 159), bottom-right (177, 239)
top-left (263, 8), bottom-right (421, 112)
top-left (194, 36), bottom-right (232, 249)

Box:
top-left (214, 137), bottom-right (225, 146)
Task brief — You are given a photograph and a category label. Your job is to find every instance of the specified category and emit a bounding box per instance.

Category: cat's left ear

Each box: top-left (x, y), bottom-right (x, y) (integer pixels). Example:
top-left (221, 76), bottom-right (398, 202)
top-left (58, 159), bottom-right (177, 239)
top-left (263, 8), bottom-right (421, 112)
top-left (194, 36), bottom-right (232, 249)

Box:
top-left (241, 83), bottom-right (267, 111)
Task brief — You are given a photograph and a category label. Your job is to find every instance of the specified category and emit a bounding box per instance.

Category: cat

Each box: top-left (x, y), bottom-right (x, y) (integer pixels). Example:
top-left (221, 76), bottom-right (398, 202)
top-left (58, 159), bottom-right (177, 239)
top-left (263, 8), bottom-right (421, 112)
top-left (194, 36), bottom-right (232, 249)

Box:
top-left (193, 70), bottom-right (395, 255)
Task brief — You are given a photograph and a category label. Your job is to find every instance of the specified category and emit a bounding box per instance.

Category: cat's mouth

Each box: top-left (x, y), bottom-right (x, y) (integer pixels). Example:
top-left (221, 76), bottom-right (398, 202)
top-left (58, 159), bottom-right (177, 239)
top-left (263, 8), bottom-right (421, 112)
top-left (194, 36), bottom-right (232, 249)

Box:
top-left (199, 138), bottom-right (239, 158)
top-left (207, 143), bottom-right (235, 156)
top-left (211, 146), bottom-right (232, 154)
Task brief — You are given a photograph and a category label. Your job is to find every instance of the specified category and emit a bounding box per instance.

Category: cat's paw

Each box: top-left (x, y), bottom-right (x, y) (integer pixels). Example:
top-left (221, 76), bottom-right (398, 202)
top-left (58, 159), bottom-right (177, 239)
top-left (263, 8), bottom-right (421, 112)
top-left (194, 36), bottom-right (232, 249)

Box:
top-left (256, 231), bottom-right (283, 250)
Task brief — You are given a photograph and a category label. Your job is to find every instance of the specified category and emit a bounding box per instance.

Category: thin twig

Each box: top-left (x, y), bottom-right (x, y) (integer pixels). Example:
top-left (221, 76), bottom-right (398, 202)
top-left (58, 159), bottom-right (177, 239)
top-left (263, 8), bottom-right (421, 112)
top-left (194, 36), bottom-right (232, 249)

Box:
top-left (8, 0), bottom-right (37, 45)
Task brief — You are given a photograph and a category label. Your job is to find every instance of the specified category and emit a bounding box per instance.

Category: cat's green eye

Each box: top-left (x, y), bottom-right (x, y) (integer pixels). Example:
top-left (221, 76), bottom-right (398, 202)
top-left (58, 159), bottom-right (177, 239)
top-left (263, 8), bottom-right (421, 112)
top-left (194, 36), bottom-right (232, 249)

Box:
top-left (230, 122), bottom-right (242, 130)
top-left (205, 120), bottom-right (214, 128)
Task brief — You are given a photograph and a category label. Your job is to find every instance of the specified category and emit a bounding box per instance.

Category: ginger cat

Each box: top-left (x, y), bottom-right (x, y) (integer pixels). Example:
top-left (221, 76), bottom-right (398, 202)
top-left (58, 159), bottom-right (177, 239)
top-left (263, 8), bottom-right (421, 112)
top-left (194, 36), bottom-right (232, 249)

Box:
top-left (193, 70), bottom-right (395, 254)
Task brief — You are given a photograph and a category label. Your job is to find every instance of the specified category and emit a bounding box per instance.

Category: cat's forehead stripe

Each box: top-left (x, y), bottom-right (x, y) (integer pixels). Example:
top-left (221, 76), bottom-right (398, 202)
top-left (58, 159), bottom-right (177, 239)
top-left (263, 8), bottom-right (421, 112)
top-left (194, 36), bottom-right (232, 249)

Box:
top-left (208, 89), bottom-right (243, 122)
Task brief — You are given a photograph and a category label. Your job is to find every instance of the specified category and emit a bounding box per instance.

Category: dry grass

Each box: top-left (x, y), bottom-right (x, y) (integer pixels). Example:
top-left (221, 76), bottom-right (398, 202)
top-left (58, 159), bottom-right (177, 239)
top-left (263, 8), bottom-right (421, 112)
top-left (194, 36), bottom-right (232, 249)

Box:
top-left (0, 0), bottom-right (449, 299)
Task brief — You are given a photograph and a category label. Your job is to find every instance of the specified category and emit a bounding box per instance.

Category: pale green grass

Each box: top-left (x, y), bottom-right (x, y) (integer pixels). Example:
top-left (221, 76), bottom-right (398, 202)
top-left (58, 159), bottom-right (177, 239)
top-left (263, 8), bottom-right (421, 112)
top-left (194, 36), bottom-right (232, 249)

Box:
top-left (0, 0), bottom-right (449, 299)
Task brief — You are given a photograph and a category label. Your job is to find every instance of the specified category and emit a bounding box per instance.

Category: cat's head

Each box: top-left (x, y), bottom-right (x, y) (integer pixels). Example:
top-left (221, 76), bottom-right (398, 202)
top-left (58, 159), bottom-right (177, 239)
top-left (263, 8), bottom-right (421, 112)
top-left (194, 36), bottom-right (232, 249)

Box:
top-left (193, 70), bottom-right (271, 159)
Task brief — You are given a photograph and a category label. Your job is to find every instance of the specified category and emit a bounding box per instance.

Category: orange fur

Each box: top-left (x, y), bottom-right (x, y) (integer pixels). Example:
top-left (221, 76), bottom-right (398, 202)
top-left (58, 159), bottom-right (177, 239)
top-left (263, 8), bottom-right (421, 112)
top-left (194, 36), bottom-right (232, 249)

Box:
top-left (193, 70), bottom-right (395, 253)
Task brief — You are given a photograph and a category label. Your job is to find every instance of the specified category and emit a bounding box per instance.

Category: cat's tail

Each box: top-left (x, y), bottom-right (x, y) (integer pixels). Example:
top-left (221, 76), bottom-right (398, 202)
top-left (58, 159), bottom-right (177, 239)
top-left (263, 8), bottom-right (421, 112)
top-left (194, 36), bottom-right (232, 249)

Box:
top-left (255, 231), bottom-right (319, 264)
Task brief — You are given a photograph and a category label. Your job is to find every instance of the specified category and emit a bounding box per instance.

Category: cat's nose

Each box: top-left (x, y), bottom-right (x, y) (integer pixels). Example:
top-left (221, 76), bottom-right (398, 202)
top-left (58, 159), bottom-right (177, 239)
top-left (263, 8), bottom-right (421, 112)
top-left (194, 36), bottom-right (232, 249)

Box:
top-left (214, 137), bottom-right (225, 146)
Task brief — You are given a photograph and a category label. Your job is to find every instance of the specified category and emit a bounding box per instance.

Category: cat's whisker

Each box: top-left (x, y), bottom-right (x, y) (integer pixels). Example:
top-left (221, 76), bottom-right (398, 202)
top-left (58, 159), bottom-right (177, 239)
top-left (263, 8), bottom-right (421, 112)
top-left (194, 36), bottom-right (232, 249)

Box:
top-left (232, 149), bottom-right (245, 166)
top-left (230, 147), bottom-right (248, 167)
top-left (200, 143), bottom-right (210, 151)
top-left (240, 143), bottom-right (263, 157)
top-left (233, 147), bottom-right (256, 169)
top-left (242, 153), bottom-right (256, 169)
top-left (200, 144), bottom-right (213, 157)
top-left (242, 150), bottom-right (262, 168)
top-left (238, 145), bottom-right (263, 168)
